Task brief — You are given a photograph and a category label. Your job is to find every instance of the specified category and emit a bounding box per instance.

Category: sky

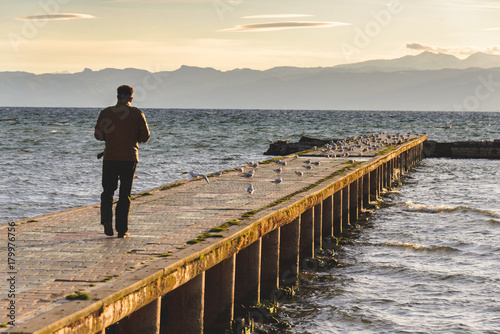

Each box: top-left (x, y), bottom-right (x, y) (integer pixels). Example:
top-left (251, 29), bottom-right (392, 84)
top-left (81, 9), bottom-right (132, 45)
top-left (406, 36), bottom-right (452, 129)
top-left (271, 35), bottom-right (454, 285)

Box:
top-left (1, 0), bottom-right (500, 74)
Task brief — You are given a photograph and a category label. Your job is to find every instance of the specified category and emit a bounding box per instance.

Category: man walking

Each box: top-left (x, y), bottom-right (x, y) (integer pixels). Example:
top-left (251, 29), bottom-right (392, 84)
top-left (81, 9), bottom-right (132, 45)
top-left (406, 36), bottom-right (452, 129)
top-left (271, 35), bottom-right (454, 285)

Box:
top-left (94, 85), bottom-right (150, 238)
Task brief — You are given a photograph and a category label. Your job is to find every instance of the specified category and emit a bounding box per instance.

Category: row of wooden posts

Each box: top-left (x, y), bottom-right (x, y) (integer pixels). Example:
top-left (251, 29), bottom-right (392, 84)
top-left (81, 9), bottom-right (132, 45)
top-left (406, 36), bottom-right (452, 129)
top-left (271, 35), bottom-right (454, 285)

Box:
top-left (105, 143), bottom-right (424, 334)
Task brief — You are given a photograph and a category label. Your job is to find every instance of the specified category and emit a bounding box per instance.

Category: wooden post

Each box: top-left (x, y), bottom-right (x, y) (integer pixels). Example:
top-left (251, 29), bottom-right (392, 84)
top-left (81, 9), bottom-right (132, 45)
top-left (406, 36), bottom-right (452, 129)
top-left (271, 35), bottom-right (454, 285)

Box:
top-left (261, 228), bottom-right (280, 299)
top-left (279, 217), bottom-right (300, 286)
top-left (314, 203), bottom-right (322, 256)
top-left (204, 255), bottom-right (235, 334)
top-left (118, 298), bottom-right (161, 334)
top-left (370, 169), bottom-right (377, 202)
top-left (383, 163), bottom-right (388, 190)
top-left (342, 184), bottom-right (350, 229)
top-left (388, 159), bottom-right (394, 188)
top-left (357, 176), bottom-right (363, 212)
top-left (300, 208), bottom-right (314, 259)
top-left (333, 190), bottom-right (342, 236)
top-left (378, 165), bottom-right (384, 195)
top-left (235, 239), bottom-right (262, 306)
top-left (163, 273), bottom-right (205, 334)
top-left (397, 155), bottom-right (402, 177)
top-left (349, 180), bottom-right (358, 223)
top-left (322, 195), bottom-right (333, 239)
top-left (363, 173), bottom-right (370, 208)
top-left (403, 150), bottom-right (409, 173)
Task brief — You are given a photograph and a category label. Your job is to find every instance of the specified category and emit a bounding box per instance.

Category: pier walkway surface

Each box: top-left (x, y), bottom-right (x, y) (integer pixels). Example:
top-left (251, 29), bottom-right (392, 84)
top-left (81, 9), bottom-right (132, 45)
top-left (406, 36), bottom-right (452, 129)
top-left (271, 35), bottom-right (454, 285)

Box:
top-left (1, 134), bottom-right (425, 333)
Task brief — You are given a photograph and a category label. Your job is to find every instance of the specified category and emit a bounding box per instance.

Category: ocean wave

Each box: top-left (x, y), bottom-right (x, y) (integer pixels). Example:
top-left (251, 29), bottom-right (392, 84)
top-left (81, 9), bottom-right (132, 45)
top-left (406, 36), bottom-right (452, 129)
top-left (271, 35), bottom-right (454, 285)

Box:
top-left (49, 122), bottom-right (71, 126)
top-left (383, 241), bottom-right (459, 253)
top-left (402, 201), bottom-right (500, 218)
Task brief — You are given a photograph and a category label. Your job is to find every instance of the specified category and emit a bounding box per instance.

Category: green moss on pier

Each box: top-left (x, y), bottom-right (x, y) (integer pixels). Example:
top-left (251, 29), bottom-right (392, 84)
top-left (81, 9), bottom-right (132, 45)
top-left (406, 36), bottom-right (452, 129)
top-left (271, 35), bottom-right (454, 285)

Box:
top-left (65, 291), bottom-right (90, 301)
top-left (376, 146), bottom-right (396, 155)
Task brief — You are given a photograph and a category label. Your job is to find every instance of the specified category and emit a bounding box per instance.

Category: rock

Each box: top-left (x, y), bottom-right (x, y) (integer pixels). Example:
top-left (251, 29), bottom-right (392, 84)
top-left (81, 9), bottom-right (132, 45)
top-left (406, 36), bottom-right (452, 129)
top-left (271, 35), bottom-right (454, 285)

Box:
top-left (264, 136), bottom-right (338, 156)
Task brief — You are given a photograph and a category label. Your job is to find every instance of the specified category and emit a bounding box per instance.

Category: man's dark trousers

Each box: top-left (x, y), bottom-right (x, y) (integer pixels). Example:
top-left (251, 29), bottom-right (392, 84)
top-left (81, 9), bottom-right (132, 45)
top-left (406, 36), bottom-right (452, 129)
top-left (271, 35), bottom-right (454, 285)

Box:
top-left (100, 160), bottom-right (137, 235)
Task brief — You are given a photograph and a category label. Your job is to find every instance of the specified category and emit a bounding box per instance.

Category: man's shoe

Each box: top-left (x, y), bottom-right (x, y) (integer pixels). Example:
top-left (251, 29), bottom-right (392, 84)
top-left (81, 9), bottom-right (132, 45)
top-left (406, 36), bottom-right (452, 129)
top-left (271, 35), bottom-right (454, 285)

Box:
top-left (117, 232), bottom-right (129, 238)
top-left (103, 223), bottom-right (114, 236)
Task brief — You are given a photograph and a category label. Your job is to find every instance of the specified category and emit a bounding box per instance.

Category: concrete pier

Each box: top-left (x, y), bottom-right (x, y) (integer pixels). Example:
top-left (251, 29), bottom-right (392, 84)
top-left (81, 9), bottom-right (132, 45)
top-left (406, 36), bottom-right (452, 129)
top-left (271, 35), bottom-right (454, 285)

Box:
top-left (0, 134), bottom-right (425, 334)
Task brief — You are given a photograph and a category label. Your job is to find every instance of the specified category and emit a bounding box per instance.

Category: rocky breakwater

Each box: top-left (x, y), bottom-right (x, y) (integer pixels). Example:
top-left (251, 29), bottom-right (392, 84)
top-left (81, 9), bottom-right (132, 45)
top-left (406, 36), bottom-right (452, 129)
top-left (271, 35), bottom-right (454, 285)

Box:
top-left (264, 136), bottom-right (338, 156)
top-left (423, 140), bottom-right (500, 159)
top-left (264, 133), bottom-right (417, 157)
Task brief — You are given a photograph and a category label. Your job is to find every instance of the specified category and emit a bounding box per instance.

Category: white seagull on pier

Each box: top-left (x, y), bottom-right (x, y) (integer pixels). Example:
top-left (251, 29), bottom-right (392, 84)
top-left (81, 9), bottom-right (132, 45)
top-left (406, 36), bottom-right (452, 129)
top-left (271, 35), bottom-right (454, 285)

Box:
top-left (271, 177), bottom-right (283, 185)
top-left (247, 184), bottom-right (254, 196)
top-left (181, 171), bottom-right (210, 184)
top-left (244, 169), bottom-right (255, 178)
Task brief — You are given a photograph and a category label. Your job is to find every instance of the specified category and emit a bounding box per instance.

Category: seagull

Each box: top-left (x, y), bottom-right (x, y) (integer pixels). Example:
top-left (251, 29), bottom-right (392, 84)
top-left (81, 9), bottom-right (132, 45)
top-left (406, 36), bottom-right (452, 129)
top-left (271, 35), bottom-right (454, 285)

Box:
top-left (235, 167), bottom-right (245, 173)
top-left (274, 167), bottom-right (283, 173)
top-left (295, 171), bottom-right (304, 177)
top-left (271, 177), bottom-right (283, 185)
top-left (304, 159), bottom-right (311, 164)
top-left (181, 171), bottom-right (209, 184)
top-left (304, 165), bottom-right (313, 169)
top-left (247, 183), bottom-right (254, 196)
top-left (312, 161), bottom-right (321, 166)
top-left (214, 171), bottom-right (222, 178)
top-left (244, 169), bottom-right (255, 178)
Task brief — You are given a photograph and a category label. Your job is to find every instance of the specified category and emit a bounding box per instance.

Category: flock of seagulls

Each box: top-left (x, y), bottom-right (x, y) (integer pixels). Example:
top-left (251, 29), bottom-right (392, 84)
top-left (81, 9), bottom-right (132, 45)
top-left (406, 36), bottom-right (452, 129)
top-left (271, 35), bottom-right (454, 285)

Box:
top-left (314, 132), bottom-right (416, 158)
top-left (181, 132), bottom-right (420, 197)
top-left (182, 156), bottom-right (326, 198)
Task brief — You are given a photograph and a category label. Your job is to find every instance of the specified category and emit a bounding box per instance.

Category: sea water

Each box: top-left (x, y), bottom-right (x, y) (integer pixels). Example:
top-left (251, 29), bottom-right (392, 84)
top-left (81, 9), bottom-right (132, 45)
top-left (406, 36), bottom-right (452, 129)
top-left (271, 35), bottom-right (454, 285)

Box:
top-left (278, 158), bottom-right (500, 333)
top-left (1, 108), bottom-right (500, 333)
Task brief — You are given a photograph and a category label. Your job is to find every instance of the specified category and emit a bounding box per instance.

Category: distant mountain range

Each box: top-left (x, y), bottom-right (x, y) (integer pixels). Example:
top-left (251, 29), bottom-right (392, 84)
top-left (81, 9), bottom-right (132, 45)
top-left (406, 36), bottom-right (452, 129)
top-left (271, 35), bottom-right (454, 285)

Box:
top-left (2, 52), bottom-right (500, 111)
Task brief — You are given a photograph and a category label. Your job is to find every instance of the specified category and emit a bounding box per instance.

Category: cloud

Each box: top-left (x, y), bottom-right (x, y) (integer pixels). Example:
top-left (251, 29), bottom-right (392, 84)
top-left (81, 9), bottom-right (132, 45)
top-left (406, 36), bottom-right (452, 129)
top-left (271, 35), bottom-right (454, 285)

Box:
top-left (454, 0), bottom-right (500, 11)
top-left (16, 13), bottom-right (96, 21)
top-left (110, 0), bottom-right (212, 2)
top-left (221, 21), bottom-right (350, 32)
top-left (242, 14), bottom-right (314, 19)
top-left (406, 43), bottom-right (452, 53)
top-left (406, 42), bottom-right (500, 56)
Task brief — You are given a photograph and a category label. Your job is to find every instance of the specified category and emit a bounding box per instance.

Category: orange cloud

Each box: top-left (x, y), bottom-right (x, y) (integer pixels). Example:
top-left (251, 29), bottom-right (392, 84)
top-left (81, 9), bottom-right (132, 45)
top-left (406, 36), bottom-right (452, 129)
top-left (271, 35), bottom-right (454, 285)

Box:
top-left (221, 21), bottom-right (349, 32)
top-left (16, 13), bottom-right (96, 21)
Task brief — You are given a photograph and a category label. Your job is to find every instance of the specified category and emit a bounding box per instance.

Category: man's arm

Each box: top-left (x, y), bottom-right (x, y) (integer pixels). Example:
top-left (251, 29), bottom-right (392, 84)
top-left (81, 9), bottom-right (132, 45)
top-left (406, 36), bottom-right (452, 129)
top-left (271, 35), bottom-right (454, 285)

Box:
top-left (94, 111), bottom-right (106, 141)
top-left (95, 109), bottom-right (115, 141)
top-left (138, 112), bottom-right (151, 143)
